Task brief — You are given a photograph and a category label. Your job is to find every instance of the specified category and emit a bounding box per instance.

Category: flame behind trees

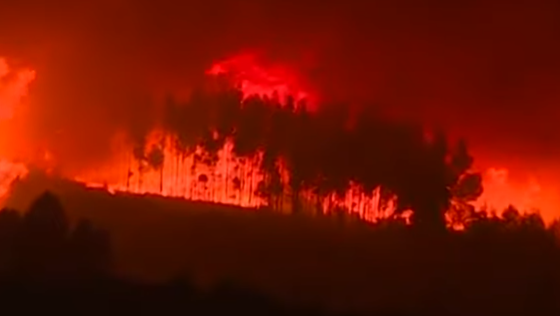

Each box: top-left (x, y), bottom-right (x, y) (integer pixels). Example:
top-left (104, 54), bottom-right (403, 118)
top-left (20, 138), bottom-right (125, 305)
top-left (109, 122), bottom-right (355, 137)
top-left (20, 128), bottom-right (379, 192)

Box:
top-left (77, 77), bottom-right (482, 231)
top-left (0, 54), bottom-right (483, 230)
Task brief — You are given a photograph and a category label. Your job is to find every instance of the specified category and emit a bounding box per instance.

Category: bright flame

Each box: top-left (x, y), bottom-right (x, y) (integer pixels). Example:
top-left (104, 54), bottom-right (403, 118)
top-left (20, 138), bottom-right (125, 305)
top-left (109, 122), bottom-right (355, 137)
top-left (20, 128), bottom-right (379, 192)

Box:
top-left (477, 167), bottom-right (559, 222)
top-left (70, 52), bottom-right (395, 221)
top-left (0, 52), bottom-right (556, 226)
top-left (0, 57), bottom-right (34, 204)
top-left (74, 130), bottom-right (397, 221)
top-left (69, 52), bottom-right (559, 225)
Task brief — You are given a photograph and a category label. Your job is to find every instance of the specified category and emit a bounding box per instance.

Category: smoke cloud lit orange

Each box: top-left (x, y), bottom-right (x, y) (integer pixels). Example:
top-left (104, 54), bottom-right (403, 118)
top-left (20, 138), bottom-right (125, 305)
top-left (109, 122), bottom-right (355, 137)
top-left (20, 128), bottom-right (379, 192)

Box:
top-left (0, 58), bottom-right (36, 121)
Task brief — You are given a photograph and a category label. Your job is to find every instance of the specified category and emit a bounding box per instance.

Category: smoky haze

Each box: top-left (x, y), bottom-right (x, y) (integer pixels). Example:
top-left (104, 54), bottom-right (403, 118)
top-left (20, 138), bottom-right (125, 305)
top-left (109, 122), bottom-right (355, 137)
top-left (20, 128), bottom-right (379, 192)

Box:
top-left (0, 0), bottom-right (559, 179)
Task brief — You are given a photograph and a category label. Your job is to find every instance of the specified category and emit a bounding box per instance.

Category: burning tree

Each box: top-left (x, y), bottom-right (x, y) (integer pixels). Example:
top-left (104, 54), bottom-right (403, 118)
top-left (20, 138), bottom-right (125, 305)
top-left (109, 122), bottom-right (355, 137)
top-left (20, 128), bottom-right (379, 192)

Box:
top-left (62, 52), bottom-right (485, 232)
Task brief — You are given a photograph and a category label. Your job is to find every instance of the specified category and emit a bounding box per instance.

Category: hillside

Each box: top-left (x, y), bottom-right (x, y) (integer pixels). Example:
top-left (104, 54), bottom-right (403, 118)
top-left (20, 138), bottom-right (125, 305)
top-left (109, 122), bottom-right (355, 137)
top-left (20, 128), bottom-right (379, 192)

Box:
top-left (4, 170), bottom-right (559, 315)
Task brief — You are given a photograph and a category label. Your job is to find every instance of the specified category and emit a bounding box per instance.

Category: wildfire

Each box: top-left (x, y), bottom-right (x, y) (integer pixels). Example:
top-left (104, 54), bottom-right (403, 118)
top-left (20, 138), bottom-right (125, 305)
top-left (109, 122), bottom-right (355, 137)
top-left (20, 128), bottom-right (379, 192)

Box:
top-left (0, 57), bottom-right (34, 204)
top-left (0, 52), bottom-right (556, 226)
top-left (66, 53), bottom-right (397, 221)
top-left (75, 131), bottom-right (269, 208)
top-left (475, 167), bottom-right (558, 222)
top-left (74, 129), bottom-right (397, 221)
top-left (0, 58), bottom-right (36, 120)
top-left (69, 52), bottom-right (560, 224)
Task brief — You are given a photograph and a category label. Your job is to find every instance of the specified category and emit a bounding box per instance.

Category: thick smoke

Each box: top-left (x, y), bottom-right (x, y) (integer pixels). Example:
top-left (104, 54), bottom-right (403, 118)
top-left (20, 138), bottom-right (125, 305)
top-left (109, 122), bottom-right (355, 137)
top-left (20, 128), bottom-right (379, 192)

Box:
top-left (1, 0), bottom-right (559, 217)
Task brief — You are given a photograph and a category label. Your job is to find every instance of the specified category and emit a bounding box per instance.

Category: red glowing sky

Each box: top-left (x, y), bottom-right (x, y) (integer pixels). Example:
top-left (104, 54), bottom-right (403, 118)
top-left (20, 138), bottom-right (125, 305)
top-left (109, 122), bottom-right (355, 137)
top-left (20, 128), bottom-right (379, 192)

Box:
top-left (0, 0), bottom-right (559, 219)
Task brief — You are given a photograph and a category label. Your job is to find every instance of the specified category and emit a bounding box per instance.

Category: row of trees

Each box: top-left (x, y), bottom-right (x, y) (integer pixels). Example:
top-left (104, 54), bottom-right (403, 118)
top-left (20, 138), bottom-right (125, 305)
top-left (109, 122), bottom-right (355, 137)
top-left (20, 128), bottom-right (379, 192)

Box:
top-left (126, 76), bottom-right (483, 231)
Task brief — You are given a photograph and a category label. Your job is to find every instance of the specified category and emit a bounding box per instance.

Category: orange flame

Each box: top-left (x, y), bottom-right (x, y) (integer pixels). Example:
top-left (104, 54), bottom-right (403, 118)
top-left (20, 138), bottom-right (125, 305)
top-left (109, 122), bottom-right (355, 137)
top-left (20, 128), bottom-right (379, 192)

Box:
top-left (74, 130), bottom-right (397, 221)
top-left (0, 57), bottom-right (34, 203)
top-left (0, 53), bottom-right (556, 227)
top-left (0, 58), bottom-right (36, 120)
top-left (70, 53), bottom-right (557, 225)
top-left (476, 167), bottom-right (558, 223)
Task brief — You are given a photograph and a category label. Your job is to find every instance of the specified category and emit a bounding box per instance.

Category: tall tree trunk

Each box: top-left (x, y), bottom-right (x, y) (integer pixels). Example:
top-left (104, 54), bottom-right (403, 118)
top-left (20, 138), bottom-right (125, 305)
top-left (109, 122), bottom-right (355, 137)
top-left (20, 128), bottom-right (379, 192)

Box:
top-left (315, 194), bottom-right (323, 216)
top-left (248, 161), bottom-right (254, 205)
top-left (279, 188), bottom-right (284, 213)
top-left (159, 167), bottom-right (164, 194)
top-left (185, 160), bottom-right (188, 198)
top-left (126, 165), bottom-right (131, 192)
top-left (224, 157), bottom-right (229, 202)
top-left (291, 187), bottom-right (300, 215)
top-left (240, 161), bottom-right (246, 205)
top-left (212, 167), bottom-right (216, 202)
top-left (175, 153), bottom-right (180, 196)
top-left (138, 163), bottom-right (143, 193)
top-left (190, 160), bottom-right (196, 200)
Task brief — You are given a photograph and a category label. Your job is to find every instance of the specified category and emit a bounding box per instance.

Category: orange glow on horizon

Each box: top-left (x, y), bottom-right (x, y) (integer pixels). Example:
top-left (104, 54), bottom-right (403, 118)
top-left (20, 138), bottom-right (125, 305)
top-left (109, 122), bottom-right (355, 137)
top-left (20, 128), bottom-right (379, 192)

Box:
top-left (475, 167), bottom-right (560, 223)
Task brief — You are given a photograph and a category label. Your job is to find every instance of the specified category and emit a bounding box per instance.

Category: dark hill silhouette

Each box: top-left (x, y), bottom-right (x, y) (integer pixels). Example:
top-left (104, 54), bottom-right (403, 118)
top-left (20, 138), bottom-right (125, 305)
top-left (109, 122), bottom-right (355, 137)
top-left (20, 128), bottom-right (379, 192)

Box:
top-left (3, 172), bottom-right (560, 315)
top-left (0, 188), bottom-right (343, 315)
top-left (0, 191), bottom-right (112, 281)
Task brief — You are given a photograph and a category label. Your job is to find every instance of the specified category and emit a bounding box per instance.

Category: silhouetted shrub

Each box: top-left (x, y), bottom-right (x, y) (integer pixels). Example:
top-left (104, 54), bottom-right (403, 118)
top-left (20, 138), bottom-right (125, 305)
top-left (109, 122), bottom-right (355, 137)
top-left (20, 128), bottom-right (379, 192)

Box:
top-left (69, 218), bottom-right (113, 279)
top-left (1, 189), bottom-right (560, 316)
top-left (0, 191), bottom-right (114, 281)
top-left (0, 208), bottom-right (22, 275)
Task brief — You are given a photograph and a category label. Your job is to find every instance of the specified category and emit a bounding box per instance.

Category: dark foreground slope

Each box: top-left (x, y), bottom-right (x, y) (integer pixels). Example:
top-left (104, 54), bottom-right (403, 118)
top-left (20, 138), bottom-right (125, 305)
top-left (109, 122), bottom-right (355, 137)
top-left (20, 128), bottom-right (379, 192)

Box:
top-left (0, 279), bottom-right (336, 316)
top-left (5, 171), bottom-right (560, 316)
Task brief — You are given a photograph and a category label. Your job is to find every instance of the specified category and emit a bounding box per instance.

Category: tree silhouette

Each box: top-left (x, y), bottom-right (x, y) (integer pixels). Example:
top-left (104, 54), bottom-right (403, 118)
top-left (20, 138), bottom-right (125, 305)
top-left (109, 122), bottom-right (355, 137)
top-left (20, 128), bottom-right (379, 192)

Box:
top-left (127, 95), bottom-right (155, 192)
top-left (231, 95), bottom-right (269, 203)
top-left (163, 95), bottom-right (184, 191)
top-left (448, 144), bottom-right (484, 229)
top-left (0, 208), bottom-right (22, 276)
top-left (146, 144), bottom-right (165, 193)
top-left (200, 131), bottom-right (224, 202)
top-left (154, 82), bottom-right (487, 230)
top-left (17, 191), bottom-right (70, 279)
top-left (259, 100), bottom-right (289, 210)
top-left (285, 102), bottom-right (316, 214)
top-left (132, 142), bottom-right (147, 191)
top-left (0, 192), bottom-right (115, 281)
top-left (384, 130), bottom-right (483, 232)
top-left (502, 205), bottom-right (521, 227)
top-left (69, 219), bottom-right (112, 279)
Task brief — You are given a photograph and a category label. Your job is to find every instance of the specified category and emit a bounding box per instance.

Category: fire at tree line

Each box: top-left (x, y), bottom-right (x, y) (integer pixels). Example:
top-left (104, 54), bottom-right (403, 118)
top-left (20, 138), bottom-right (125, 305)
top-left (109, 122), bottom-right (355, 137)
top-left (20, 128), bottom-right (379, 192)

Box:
top-left (1, 79), bottom-right (560, 315)
top-left (111, 76), bottom-right (485, 230)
